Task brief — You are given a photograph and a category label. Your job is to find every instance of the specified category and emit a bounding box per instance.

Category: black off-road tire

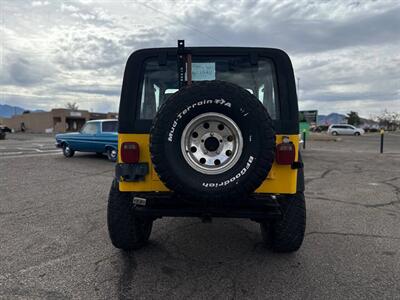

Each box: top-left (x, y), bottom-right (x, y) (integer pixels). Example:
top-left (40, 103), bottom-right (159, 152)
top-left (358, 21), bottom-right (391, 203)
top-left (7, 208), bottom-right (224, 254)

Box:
top-left (261, 192), bottom-right (306, 252)
top-left (62, 143), bottom-right (75, 157)
top-left (107, 180), bottom-right (153, 250)
top-left (150, 81), bottom-right (275, 202)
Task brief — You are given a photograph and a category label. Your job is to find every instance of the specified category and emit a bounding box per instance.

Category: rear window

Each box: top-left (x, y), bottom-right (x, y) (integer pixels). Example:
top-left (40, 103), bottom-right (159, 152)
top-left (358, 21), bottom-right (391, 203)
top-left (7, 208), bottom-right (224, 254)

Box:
top-left (102, 121), bottom-right (118, 132)
top-left (138, 56), bottom-right (279, 120)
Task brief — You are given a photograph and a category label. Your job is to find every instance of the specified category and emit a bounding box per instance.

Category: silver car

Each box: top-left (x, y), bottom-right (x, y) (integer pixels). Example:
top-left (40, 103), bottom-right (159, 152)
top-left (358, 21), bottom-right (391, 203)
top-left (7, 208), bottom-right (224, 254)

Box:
top-left (327, 124), bottom-right (365, 136)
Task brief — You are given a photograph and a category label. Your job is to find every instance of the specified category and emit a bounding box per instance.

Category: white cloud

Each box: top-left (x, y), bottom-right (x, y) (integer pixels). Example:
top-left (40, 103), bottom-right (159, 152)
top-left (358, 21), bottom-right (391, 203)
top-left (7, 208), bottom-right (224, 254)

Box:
top-left (32, 1), bottom-right (50, 7)
top-left (0, 0), bottom-right (399, 116)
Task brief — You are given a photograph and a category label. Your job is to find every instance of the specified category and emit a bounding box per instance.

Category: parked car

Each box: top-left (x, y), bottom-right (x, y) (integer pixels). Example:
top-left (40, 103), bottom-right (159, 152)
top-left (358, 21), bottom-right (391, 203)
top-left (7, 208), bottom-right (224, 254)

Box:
top-left (363, 127), bottom-right (379, 133)
top-left (55, 119), bottom-right (118, 161)
top-left (0, 125), bottom-right (12, 140)
top-left (327, 124), bottom-right (365, 136)
top-left (311, 125), bottom-right (329, 133)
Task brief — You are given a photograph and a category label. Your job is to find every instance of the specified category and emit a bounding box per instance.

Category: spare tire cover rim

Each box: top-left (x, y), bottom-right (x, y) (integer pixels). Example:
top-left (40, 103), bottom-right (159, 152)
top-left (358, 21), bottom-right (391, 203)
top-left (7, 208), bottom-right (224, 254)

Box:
top-left (181, 112), bottom-right (243, 175)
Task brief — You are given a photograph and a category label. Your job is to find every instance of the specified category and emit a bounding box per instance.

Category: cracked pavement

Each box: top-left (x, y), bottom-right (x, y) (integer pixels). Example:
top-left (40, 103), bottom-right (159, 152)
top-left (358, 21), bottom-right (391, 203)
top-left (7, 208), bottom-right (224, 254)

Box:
top-left (0, 133), bottom-right (399, 299)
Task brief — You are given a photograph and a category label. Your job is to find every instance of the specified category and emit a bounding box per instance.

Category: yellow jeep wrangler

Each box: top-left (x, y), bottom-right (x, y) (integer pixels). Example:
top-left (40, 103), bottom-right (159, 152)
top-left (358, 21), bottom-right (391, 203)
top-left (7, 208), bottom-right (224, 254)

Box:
top-left (108, 41), bottom-right (305, 252)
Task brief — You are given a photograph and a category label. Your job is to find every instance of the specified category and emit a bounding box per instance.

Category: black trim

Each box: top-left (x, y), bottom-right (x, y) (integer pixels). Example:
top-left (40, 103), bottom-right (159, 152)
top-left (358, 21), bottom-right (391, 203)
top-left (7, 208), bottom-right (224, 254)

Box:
top-left (115, 163), bottom-right (149, 182)
top-left (296, 152), bottom-right (305, 192)
top-left (158, 52), bottom-right (167, 66)
top-left (291, 161), bottom-right (304, 169)
top-left (118, 47), bottom-right (299, 134)
top-left (250, 52), bottom-right (258, 65)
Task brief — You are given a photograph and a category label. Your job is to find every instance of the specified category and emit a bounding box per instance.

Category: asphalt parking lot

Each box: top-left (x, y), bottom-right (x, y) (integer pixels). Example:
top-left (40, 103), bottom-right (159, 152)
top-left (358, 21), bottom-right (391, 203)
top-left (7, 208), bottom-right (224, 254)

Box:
top-left (1, 133), bottom-right (399, 299)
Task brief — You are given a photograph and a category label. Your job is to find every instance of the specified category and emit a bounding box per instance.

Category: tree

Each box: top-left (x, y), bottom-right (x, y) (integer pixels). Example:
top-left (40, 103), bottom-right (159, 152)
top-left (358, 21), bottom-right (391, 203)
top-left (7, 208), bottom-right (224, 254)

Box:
top-left (346, 111), bottom-right (361, 126)
top-left (66, 102), bottom-right (79, 111)
top-left (376, 110), bottom-right (400, 131)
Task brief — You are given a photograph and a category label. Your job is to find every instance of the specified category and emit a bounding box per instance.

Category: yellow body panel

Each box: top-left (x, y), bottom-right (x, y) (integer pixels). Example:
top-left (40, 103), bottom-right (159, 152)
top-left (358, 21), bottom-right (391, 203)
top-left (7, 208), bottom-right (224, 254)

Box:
top-left (118, 133), bottom-right (299, 194)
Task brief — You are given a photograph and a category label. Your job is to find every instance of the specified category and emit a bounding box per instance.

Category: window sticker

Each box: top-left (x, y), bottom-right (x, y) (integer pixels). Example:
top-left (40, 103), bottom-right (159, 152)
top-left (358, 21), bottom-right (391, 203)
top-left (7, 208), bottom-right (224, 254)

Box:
top-left (189, 63), bottom-right (216, 81)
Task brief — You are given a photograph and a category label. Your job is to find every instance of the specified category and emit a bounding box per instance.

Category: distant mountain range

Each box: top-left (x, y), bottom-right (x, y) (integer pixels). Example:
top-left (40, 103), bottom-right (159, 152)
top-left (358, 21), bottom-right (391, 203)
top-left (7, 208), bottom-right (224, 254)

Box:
top-left (0, 104), bottom-right (25, 118)
top-left (0, 104), bottom-right (46, 118)
top-left (317, 113), bottom-right (346, 125)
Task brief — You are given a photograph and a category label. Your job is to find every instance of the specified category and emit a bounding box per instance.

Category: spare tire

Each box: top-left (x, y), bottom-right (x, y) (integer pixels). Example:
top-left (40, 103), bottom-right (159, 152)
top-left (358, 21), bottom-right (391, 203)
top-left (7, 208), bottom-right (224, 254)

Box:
top-left (150, 81), bottom-right (275, 202)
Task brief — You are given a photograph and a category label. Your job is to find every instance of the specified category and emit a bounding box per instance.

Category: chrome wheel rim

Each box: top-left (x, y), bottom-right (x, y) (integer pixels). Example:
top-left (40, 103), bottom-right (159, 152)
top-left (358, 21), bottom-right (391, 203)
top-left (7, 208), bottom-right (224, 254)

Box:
top-left (110, 149), bottom-right (117, 159)
top-left (181, 112), bottom-right (243, 175)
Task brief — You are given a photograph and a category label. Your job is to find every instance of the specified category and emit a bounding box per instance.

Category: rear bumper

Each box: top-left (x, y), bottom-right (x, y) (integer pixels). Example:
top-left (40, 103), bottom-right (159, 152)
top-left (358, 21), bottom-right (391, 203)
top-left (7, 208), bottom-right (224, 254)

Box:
top-left (55, 141), bottom-right (62, 148)
top-left (130, 192), bottom-right (282, 221)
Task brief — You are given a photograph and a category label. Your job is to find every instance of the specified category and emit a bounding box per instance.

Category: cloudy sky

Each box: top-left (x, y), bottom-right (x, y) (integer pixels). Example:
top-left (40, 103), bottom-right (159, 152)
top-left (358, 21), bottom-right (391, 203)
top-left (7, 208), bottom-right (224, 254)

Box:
top-left (1, 0), bottom-right (399, 117)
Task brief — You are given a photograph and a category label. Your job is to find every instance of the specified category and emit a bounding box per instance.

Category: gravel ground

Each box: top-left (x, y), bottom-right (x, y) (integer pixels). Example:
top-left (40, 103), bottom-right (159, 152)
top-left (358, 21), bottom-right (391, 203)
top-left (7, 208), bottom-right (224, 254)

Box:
top-left (0, 133), bottom-right (399, 299)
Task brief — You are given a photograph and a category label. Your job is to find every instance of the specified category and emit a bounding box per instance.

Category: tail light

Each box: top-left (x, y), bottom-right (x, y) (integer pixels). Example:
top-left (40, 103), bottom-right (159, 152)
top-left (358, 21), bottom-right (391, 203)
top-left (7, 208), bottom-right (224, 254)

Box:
top-left (275, 138), bottom-right (295, 165)
top-left (121, 142), bottom-right (139, 163)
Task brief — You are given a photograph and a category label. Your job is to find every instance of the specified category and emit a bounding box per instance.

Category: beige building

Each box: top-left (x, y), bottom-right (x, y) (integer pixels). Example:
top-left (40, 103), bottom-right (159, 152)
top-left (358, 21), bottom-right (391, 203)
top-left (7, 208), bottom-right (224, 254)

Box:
top-left (3, 109), bottom-right (118, 133)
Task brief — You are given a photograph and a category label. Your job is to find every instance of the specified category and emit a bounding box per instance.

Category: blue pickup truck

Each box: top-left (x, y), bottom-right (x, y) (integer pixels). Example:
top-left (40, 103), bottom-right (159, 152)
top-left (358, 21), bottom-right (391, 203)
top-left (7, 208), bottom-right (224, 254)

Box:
top-left (55, 119), bottom-right (118, 161)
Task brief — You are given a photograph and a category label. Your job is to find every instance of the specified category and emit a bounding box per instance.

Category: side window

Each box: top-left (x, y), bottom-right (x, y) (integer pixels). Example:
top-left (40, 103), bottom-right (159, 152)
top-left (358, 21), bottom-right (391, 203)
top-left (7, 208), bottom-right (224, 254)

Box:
top-left (140, 81), bottom-right (160, 119)
top-left (81, 122), bottom-right (98, 134)
top-left (139, 60), bottom-right (178, 120)
top-left (102, 121), bottom-right (118, 132)
top-left (259, 71), bottom-right (279, 120)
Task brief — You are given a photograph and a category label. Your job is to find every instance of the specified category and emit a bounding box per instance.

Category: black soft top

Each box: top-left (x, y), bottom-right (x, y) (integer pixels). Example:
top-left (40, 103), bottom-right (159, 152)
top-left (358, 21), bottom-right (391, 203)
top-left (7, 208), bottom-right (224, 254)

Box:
top-left (118, 47), bottom-right (299, 134)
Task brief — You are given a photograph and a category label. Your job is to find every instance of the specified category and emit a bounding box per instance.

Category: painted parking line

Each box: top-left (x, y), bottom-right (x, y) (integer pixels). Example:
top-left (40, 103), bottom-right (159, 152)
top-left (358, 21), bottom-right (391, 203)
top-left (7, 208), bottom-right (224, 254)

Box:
top-left (16, 147), bottom-right (60, 153)
top-left (0, 148), bottom-right (61, 157)
top-left (0, 152), bottom-right (62, 159)
top-left (36, 149), bottom-right (61, 153)
top-left (0, 152), bottom-right (24, 156)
